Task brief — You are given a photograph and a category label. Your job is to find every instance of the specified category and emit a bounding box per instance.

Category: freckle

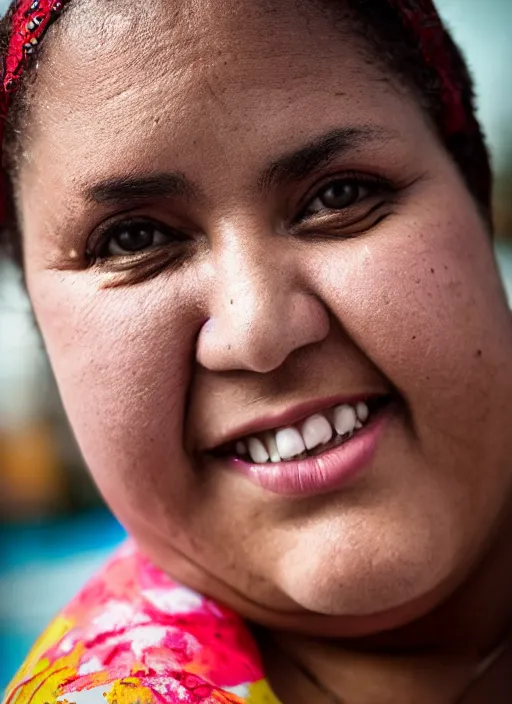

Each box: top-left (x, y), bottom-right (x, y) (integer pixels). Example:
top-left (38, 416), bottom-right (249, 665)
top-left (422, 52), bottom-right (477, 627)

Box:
top-left (230, 299), bottom-right (234, 305)
top-left (228, 344), bottom-right (232, 350)
top-left (476, 349), bottom-right (483, 358)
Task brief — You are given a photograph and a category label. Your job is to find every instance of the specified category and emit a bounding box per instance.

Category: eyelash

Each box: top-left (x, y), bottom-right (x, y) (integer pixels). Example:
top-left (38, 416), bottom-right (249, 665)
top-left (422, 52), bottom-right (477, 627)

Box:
top-left (87, 173), bottom-right (392, 265)
top-left (88, 218), bottom-right (187, 263)
top-left (295, 172), bottom-right (392, 223)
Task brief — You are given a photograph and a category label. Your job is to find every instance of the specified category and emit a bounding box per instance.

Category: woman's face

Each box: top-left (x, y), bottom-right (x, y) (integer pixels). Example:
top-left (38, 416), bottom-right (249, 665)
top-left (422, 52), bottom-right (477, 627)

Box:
top-left (18, 0), bottom-right (512, 634)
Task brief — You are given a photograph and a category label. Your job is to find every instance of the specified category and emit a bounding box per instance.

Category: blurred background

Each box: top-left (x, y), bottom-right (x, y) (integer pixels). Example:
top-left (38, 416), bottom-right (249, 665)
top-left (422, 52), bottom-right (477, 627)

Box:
top-left (1, 0), bottom-right (512, 692)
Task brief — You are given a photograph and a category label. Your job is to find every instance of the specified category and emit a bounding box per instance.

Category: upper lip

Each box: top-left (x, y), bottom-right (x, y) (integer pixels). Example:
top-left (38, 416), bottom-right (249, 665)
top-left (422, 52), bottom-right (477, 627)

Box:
top-left (203, 392), bottom-right (387, 452)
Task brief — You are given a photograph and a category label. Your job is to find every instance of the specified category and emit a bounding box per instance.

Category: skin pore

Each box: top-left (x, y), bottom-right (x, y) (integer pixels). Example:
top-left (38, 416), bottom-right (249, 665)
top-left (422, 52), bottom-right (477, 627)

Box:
top-left (12, 0), bottom-right (512, 700)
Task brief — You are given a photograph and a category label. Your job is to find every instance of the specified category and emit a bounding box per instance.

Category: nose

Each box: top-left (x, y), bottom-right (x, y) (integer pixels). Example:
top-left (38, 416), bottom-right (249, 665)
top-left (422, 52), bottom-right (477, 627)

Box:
top-left (196, 237), bottom-right (330, 373)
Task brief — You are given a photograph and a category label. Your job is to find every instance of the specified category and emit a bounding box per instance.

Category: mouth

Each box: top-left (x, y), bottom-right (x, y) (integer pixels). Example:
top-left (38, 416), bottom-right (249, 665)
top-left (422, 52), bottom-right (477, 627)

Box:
top-left (211, 395), bottom-right (391, 465)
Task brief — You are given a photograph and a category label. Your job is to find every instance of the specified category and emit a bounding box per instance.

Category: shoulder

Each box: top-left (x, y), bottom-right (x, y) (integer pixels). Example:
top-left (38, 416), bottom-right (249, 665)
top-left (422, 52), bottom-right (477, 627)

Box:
top-left (3, 541), bottom-right (279, 704)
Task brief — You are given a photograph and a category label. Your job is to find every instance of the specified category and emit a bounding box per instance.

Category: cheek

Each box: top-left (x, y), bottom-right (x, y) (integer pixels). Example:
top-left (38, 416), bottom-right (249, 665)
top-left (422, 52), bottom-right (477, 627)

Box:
top-left (27, 270), bottom-right (198, 520)
top-left (308, 194), bottom-right (512, 504)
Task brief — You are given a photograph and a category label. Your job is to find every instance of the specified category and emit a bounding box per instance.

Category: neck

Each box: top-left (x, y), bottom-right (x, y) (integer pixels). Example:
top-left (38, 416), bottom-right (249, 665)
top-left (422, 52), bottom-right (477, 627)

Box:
top-left (259, 506), bottom-right (512, 703)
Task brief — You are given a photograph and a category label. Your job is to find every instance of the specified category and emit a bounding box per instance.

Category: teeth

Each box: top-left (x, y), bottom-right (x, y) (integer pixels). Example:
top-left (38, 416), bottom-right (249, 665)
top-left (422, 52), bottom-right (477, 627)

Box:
top-left (247, 437), bottom-right (269, 464)
top-left (236, 440), bottom-right (247, 456)
top-left (234, 399), bottom-right (374, 463)
top-left (301, 413), bottom-right (333, 451)
top-left (333, 404), bottom-right (357, 437)
top-left (264, 431), bottom-right (281, 463)
top-left (356, 401), bottom-right (369, 423)
top-left (275, 427), bottom-right (306, 461)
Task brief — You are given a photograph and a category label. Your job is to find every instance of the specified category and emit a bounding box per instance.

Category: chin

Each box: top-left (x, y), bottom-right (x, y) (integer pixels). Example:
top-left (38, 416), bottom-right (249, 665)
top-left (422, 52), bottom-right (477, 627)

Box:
top-left (272, 510), bottom-right (463, 627)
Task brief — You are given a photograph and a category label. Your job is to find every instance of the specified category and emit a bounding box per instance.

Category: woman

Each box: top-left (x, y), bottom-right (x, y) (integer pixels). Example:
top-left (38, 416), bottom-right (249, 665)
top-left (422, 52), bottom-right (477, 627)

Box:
top-left (2, 0), bottom-right (512, 701)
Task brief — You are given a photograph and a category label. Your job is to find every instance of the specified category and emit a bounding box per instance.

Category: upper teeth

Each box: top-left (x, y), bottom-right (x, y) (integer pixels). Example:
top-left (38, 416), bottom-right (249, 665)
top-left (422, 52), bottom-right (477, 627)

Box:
top-left (247, 437), bottom-right (269, 464)
top-left (236, 401), bottom-right (370, 464)
top-left (275, 427), bottom-right (305, 461)
top-left (333, 404), bottom-right (357, 436)
top-left (302, 414), bottom-right (333, 451)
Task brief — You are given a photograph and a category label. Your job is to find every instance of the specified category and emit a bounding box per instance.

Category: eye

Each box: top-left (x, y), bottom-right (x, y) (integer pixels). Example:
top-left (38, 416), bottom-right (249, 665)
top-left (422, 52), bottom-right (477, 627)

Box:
top-left (304, 179), bottom-right (375, 216)
top-left (100, 220), bottom-right (174, 257)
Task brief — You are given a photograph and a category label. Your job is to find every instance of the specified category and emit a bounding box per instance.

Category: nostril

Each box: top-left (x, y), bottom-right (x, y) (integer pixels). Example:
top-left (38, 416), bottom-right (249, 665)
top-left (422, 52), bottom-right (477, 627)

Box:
top-left (197, 288), bottom-right (330, 374)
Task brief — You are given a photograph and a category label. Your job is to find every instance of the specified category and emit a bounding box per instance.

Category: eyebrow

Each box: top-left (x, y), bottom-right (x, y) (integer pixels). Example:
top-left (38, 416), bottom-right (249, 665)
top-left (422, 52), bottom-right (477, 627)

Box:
top-left (84, 172), bottom-right (198, 205)
top-left (81, 126), bottom-right (395, 205)
top-left (257, 126), bottom-right (395, 192)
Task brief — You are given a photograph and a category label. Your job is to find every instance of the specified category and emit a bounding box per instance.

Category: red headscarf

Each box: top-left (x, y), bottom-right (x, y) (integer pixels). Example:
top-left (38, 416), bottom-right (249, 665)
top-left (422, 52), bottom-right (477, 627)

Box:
top-left (1, 0), bottom-right (66, 102)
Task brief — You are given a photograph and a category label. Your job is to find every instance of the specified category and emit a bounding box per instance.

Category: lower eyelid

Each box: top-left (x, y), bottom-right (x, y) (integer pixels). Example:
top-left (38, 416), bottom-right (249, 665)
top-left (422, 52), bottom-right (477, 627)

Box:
top-left (293, 199), bottom-right (392, 235)
top-left (305, 198), bottom-right (324, 215)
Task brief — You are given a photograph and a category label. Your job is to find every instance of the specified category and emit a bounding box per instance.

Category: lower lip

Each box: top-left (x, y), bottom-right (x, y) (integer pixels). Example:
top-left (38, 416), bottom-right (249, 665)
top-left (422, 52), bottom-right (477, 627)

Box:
top-left (228, 410), bottom-right (389, 497)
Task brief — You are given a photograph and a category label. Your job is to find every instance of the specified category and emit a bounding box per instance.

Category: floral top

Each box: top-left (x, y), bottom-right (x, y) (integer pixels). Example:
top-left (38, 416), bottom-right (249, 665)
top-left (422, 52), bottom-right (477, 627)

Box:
top-left (3, 541), bottom-right (280, 704)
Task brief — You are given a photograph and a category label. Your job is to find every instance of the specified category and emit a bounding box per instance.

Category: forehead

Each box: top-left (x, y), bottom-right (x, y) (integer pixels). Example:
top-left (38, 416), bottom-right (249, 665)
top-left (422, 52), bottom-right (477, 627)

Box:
top-left (20, 0), bottom-right (413, 201)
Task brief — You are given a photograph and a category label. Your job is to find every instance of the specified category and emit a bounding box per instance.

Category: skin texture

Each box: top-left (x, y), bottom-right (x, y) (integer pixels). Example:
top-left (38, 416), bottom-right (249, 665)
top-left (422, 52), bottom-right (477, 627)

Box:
top-left (13, 0), bottom-right (512, 699)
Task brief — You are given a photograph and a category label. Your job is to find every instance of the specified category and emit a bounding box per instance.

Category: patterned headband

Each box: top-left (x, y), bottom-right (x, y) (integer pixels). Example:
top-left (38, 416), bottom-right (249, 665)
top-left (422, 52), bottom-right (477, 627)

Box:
top-left (0, 0), bottom-right (473, 222)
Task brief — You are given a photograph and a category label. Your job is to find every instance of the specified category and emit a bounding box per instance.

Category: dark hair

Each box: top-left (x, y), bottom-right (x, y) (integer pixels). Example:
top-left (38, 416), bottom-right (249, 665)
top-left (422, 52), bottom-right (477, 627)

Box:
top-left (0, 0), bottom-right (492, 267)
top-left (344, 0), bottom-right (491, 217)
